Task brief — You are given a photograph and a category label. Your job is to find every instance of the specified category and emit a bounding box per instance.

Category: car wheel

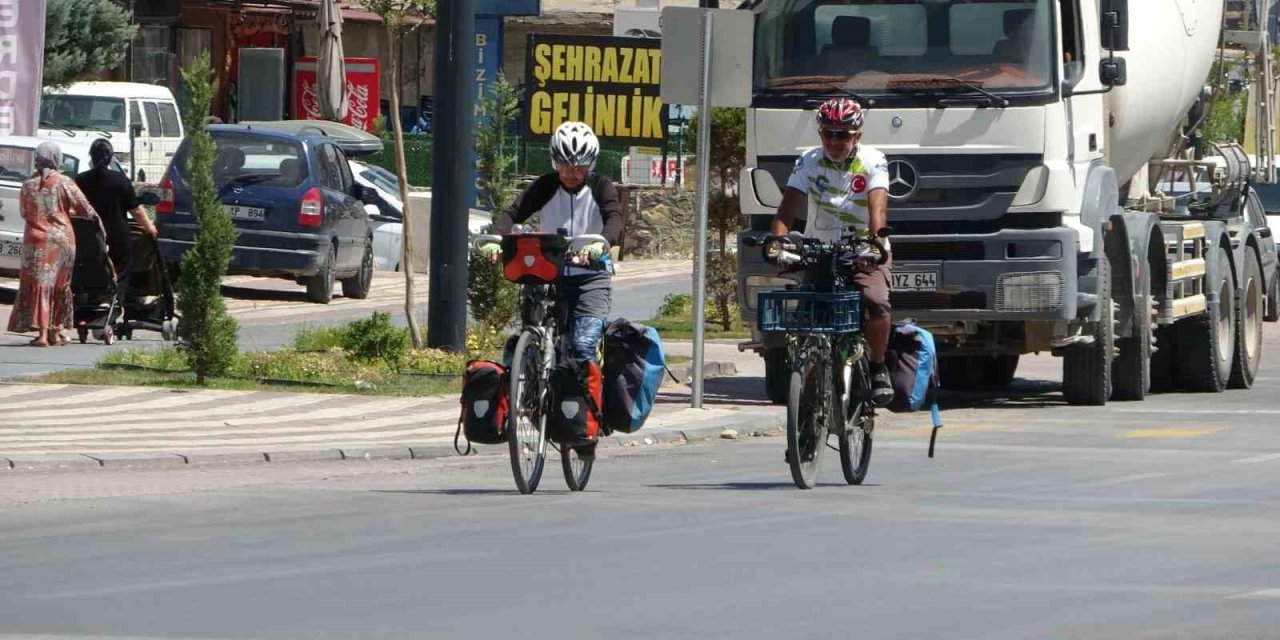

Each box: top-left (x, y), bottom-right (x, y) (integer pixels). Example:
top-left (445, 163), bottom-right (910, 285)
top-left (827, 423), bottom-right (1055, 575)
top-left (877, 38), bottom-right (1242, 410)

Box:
top-left (306, 244), bottom-right (335, 304)
top-left (342, 240), bottom-right (374, 299)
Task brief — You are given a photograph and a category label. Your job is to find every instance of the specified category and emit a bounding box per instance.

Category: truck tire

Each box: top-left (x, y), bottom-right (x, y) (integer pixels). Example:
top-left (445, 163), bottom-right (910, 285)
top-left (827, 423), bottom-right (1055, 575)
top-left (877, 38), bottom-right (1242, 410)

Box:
top-left (1229, 253), bottom-right (1264, 389)
top-left (764, 346), bottom-right (789, 405)
top-left (1175, 245), bottom-right (1234, 392)
top-left (1063, 254), bottom-right (1114, 406)
top-left (938, 355), bottom-right (1017, 391)
top-left (1265, 268), bottom-right (1279, 322)
top-left (988, 355), bottom-right (1019, 389)
top-left (1112, 260), bottom-right (1154, 401)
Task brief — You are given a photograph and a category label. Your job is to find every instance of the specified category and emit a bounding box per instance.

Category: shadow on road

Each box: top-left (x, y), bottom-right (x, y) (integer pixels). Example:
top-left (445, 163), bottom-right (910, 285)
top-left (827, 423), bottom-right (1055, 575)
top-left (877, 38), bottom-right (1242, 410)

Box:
top-left (0, 284), bottom-right (15, 305)
top-left (648, 481), bottom-right (879, 491)
top-left (220, 284), bottom-right (313, 303)
top-left (373, 488), bottom-right (584, 497)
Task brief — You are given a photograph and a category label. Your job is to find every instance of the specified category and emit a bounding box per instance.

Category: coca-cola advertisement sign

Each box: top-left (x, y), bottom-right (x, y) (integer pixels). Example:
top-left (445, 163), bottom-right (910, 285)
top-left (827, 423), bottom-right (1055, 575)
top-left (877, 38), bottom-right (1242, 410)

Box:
top-left (293, 57), bottom-right (380, 132)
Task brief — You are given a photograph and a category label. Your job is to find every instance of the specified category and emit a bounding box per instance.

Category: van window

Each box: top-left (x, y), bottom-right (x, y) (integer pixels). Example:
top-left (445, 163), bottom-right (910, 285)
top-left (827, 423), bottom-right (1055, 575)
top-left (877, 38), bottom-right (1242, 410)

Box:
top-left (144, 102), bottom-right (163, 137)
top-left (158, 103), bottom-right (182, 138)
top-left (319, 144), bottom-right (345, 191)
top-left (40, 95), bottom-right (127, 133)
top-left (130, 101), bottom-right (143, 131)
top-left (176, 133), bottom-right (309, 188)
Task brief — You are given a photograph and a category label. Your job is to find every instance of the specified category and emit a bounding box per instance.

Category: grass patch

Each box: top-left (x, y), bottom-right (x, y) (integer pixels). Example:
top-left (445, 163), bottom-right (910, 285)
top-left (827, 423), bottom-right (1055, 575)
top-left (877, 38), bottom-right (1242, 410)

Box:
top-left (644, 293), bottom-right (752, 341)
top-left (293, 326), bottom-right (348, 352)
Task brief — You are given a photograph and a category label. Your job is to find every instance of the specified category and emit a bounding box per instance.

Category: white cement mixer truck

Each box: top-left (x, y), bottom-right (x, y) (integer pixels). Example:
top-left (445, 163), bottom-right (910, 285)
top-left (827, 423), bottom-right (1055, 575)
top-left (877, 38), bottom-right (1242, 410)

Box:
top-left (735, 0), bottom-right (1277, 405)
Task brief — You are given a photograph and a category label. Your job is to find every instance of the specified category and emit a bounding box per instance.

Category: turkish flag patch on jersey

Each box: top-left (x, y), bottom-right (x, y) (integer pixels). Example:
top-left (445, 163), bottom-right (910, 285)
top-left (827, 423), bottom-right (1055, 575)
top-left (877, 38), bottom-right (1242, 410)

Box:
top-left (851, 174), bottom-right (868, 194)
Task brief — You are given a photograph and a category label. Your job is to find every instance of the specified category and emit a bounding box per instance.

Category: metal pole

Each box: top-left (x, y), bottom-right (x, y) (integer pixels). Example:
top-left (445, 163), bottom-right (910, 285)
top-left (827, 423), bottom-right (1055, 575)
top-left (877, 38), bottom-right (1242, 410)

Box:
top-left (427, 0), bottom-right (476, 351)
top-left (691, 10), bottom-right (714, 408)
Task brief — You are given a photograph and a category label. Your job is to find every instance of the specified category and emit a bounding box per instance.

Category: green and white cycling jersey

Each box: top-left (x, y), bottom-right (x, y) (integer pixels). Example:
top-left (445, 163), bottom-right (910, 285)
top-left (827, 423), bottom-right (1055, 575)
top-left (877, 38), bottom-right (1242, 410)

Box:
top-left (784, 145), bottom-right (889, 242)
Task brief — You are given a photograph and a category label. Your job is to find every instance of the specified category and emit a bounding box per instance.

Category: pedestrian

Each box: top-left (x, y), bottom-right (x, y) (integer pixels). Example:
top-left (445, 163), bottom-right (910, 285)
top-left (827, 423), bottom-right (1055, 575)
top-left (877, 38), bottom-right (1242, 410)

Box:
top-left (6, 142), bottom-right (105, 347)
top-left (75, 138), bottom-right (159, 279)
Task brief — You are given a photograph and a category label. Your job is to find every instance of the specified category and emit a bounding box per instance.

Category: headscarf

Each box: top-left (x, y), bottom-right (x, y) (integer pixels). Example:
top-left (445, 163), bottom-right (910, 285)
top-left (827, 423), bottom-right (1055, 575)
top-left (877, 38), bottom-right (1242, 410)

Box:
top-left (34, 141), bottom-right (61, 178)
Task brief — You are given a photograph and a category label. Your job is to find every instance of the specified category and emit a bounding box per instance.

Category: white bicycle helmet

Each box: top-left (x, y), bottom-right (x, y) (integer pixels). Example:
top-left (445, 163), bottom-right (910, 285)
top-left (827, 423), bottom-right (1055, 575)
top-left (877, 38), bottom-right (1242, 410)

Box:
top-left (549, 121), bottom-right (600, 167)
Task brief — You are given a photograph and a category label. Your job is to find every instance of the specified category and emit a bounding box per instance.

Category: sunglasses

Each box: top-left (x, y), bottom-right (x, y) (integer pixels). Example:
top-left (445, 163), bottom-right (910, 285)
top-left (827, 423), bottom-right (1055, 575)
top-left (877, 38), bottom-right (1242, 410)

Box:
top-left (821, 129), bottom-right (856, 140)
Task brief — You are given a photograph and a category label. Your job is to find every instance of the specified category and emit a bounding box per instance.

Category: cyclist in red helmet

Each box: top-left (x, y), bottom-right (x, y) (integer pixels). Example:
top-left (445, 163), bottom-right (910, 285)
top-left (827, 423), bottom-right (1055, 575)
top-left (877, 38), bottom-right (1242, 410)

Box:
top-left (770, 97), bottom-right (895, 406)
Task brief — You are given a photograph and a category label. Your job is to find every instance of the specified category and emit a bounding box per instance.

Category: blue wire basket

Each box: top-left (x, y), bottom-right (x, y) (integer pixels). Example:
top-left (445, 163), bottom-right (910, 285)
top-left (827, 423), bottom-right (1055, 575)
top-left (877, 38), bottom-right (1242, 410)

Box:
top-left (757, 288), bottom-right (862, 334)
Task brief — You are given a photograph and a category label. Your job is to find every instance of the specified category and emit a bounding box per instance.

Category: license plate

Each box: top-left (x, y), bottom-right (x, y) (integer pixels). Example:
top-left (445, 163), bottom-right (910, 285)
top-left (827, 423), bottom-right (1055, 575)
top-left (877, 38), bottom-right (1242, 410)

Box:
top-left (223, 204), bottom-right (266, 221)
top-left (892, 270), bottom-right (938, 292)
top-left (0, 239), bottom-right (21, 257)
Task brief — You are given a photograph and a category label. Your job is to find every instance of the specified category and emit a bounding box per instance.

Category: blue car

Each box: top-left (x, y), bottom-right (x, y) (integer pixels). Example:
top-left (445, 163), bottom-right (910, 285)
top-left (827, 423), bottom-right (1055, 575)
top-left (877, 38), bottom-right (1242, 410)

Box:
top-left (156, 123), bottom-right (378, 303)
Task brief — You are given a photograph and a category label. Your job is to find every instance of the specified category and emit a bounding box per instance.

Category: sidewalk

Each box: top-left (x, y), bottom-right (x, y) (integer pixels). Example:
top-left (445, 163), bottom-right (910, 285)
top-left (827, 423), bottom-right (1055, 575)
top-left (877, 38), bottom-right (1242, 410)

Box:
top-left (0, 380), bottom-right (781, 471)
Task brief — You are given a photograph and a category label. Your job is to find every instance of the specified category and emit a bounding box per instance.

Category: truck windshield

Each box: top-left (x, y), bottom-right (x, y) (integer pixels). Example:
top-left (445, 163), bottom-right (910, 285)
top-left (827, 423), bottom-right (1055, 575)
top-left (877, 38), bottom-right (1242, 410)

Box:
top-left (754, 0), bottom-right (1056, 105)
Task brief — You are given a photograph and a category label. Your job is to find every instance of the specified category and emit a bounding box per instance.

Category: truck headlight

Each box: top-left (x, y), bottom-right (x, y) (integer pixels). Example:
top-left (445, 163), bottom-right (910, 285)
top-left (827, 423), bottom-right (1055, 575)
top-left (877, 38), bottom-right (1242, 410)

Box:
top-left (744, 275), bottom-right (794, 312)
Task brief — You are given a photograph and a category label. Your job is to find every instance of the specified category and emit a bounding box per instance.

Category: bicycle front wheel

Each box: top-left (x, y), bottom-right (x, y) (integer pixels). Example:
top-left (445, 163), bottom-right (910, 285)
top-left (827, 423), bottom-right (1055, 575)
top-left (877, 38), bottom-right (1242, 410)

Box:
top-left (787, 356), bottom-right (826, 489)
top-left (561, 442), bottom-right (595, 491)
top-left (837, 355), bottom-right (874, 485)
top-left (508, 330), bottom-right (548, 494)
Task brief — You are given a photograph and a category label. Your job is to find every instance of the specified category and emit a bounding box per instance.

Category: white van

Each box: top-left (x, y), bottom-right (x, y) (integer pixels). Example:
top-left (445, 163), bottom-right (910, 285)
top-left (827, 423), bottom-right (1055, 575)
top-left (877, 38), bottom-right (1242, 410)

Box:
top-left (39, 82), bottom-right (185, 185)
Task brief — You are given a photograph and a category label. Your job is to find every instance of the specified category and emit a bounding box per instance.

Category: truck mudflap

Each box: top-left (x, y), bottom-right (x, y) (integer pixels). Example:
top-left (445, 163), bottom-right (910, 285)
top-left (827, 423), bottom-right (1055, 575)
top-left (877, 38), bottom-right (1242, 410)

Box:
top-left (888, 227), bottom-right (1080, 322)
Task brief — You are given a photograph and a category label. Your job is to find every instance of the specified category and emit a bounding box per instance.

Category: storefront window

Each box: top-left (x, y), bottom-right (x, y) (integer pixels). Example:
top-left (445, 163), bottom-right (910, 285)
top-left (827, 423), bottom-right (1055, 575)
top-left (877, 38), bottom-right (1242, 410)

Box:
top-left (131, 25), bottom-right (173, 86)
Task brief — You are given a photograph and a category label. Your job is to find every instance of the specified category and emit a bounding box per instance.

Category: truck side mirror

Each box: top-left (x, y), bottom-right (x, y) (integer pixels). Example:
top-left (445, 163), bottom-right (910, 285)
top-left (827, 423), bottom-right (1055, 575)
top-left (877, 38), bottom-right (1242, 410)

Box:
top-left (751, 168), bottom-right (783, 209)
top-left (1100, 0), bottom-right (1129, 51)
top-left (1100, 57), bottom-right (1127, 87)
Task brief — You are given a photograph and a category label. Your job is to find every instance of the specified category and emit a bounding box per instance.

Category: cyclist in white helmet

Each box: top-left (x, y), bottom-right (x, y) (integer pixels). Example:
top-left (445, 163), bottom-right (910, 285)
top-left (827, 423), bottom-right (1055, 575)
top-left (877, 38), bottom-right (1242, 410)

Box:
top-left (487, 121), bottom-right (622, 363)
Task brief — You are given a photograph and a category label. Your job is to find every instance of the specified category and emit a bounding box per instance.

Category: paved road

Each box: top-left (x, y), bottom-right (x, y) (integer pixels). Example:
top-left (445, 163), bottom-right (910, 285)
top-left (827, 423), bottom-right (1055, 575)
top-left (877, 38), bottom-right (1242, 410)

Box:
top-left (0, 263), bottom-right (690, 378)
top-left (1, 329), bottom-right (1277, 638)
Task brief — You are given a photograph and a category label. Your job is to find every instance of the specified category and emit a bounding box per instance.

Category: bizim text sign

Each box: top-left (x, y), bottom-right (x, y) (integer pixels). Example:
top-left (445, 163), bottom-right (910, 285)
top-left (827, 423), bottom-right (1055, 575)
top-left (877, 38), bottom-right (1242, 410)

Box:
top-left (523, 34), bottom-right (667, 146)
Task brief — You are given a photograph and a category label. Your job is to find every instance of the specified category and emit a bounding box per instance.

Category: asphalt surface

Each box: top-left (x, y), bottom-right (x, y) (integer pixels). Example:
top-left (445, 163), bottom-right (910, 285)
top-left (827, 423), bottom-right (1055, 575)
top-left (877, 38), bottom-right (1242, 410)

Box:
top-left (1, 327), bottom-right (1278, 639)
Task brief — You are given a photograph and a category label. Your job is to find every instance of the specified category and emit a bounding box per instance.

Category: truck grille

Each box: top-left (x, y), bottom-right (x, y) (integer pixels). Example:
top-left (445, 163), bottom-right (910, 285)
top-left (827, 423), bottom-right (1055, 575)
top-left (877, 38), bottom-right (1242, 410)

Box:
top-left (995, 271), bottom-right (1065, 312)
top-left (892, 292), bottom-right (987, 310)
top-left (891, 241), bottom-right (984, 261)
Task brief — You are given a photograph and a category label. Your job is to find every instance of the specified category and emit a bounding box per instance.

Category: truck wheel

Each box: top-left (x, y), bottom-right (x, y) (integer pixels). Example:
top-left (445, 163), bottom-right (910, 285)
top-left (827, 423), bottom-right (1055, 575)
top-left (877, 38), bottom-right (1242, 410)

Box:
top-left (988, 355), bottom-right (1019, 389)
top-left (1175, 245), bottom-right (1234, 392)
top-left (1063, 254), bottom-right (1114, 406)
top-left (1229, 253), bottom-right (1264, 389)
top-left (764, 346), bottom-right (789, 405)
top-left (306, 244), bottom-right (336, 304)
top-left (1112, 260), bottom-right (1153, 401)
top-left (1265, 268), bottom-right (1279, 322)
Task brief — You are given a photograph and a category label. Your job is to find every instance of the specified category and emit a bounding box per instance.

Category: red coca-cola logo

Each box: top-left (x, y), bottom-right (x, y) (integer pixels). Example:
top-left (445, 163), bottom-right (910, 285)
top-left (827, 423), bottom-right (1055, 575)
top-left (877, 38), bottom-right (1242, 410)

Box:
top-left (300, 80), bottom-right (322, 120)
top-left (851, 174), bottom-right (867, 194)
top-left (348, 84), bottom-right (370, 129)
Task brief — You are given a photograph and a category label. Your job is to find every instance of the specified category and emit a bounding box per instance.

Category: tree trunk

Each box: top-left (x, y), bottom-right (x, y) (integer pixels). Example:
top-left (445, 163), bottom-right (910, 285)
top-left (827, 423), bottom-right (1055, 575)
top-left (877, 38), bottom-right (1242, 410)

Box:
top-left (388, 31), bottom-right (424, 349)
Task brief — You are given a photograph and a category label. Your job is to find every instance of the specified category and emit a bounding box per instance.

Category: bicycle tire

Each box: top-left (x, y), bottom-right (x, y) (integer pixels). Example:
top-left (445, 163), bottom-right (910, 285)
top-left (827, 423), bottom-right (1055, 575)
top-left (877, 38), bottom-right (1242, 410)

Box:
top-left (508, 330), bottom-right (548, 494)
top-left (837, 355), bottom-right (874, 485)
top-left (787, 356), bottom-right (825, 489)
top-left (561, 442), bottom-right (595, 491)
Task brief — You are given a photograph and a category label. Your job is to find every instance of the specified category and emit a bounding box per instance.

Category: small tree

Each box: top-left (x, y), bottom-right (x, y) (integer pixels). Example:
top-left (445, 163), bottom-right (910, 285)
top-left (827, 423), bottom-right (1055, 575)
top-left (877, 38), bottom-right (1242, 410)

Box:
top-left (175, 53), bottom-right (239, 384)
top-left (686, 108), bottom-right (747, 330)
top-left (468, 74), bottom-right (523, 348)
top-left (358, 0), bottom-right (435, 348)
top-left (42, 0), bottom-right (136, 89)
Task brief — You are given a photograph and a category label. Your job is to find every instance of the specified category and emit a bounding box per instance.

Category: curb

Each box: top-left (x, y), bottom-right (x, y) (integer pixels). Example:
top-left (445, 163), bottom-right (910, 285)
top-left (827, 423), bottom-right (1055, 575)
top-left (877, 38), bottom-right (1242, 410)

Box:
top-left (0, 410), bottom-right (782, 472)
top-left (661, 361), bottom-right (739, 388)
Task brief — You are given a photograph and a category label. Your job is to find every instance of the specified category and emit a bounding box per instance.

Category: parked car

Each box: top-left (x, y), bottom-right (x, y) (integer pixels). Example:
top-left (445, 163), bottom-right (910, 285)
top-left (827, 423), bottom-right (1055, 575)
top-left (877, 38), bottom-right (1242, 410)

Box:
top-left (39, 82), bottom-right (184, 184)
top-left (348, 159), bottom-right (493, 272)
top-left (0, 136), bottom-right (124, 277)
top-left (1246, 183), bottom-right (1280, 322)
top-left (156, 123), bottom-right (379, 303)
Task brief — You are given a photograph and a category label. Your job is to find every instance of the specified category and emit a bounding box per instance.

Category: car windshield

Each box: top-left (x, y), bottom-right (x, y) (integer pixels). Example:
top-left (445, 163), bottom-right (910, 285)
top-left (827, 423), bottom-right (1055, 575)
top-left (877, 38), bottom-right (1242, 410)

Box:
top-left (40, 95), bottom-right (127, 133)
top-left (0, 146), bottom-right (80, 182)
top-left (754, 0), bottom-right (1056, 105)
top-left (359, 165), bottom-right (400, 197)
top-left (1252, 183), bottom-right (1280, 213)
top-left (177, 134), bottom-right (309, 188)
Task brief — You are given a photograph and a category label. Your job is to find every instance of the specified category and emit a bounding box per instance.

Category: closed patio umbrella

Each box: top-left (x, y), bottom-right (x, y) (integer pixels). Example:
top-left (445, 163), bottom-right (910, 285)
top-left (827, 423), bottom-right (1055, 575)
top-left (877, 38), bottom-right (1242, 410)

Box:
top-left (317, 0), bottom-right (349, 122)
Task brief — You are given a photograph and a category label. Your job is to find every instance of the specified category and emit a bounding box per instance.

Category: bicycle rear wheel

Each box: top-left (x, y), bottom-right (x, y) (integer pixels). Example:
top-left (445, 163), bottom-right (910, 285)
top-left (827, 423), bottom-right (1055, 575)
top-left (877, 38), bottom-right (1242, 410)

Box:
top-left (838, 356), bottom-right (874, 485)
top-left (787, 355), bottom-right (826, 489)
top-left (561, 442), bottom-right (595, 491)
top-left (508, 330), bottom-right (548, 494)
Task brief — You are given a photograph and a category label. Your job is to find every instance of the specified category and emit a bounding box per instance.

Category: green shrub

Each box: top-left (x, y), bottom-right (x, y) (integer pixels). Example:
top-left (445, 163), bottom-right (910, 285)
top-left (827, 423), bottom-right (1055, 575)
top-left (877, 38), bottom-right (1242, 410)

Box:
top-left (658, 293), bottom-right (692, 318)
top-left (340, 312), bottom-right (410, 369)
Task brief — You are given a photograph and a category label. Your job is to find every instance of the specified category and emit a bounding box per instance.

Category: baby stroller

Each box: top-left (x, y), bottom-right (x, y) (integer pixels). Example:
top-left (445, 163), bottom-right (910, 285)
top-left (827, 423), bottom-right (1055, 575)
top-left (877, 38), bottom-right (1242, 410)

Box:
top-left (115, 222), bottom-right (179, 341)
top-left (70, 218), bottom-right (124, 344)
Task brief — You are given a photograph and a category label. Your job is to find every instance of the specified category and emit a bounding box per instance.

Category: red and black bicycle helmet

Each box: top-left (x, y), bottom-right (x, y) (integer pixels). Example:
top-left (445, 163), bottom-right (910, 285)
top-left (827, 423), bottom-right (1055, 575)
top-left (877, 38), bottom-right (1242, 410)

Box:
top-left (816, 97), bottom-right (865, 129)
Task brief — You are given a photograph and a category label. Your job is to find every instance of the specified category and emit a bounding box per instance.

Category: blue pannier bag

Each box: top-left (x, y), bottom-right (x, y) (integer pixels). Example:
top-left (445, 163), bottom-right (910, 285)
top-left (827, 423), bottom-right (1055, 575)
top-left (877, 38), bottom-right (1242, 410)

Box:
top-left (885, 322), bottom-right (945, 456)
top-left (601, 318), bottom-right (668, 434)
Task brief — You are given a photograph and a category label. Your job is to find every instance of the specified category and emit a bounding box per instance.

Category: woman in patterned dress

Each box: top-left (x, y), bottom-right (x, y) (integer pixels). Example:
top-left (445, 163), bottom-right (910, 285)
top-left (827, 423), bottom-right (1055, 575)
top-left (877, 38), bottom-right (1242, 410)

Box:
top-left (6, 142), bottom-right (103, 346)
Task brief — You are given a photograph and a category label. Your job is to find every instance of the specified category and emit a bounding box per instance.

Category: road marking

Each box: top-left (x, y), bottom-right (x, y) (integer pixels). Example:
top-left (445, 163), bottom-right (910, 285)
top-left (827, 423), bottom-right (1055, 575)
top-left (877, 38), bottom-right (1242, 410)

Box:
top-left (0, 387), bottom-right (154, 411)
top-left (0, 384), bottom-right (67, 399)
top-left (5, 389), bottom-right (254, 420)
top-left (1230, 452), bottom-right (1280, 464)
top-left (1228, 588), bottom-right (1280, 600)
top-left (1121, 427), bottom-right (1223, 439)
top-left (1111, 408), bottom-right (1280, 415)
top-left (0, 393), bottom-right (343, 430)
top-left (1075, 472), bottom-right (1172, 488)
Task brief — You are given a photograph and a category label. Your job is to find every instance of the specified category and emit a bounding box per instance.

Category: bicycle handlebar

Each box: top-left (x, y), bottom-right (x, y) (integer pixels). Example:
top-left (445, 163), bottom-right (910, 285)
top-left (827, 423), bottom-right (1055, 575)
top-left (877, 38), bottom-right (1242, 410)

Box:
top-left (746, 231), bottom-right (890, 270)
